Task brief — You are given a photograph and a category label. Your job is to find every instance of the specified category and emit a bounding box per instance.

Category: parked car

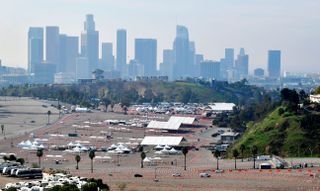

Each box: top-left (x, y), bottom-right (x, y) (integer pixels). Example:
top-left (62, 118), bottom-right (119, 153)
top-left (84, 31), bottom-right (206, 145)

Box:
top-left (199, 172), bottom-right (211, 178)
top-left (134, 174), bottom-right (143, 177)
top-left (172, 173), bottom-right (181, 177)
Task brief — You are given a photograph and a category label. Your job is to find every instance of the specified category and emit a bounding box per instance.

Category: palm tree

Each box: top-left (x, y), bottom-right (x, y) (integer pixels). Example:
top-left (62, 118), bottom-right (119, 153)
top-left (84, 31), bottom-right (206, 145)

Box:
top-left (251, 145), bottom-right (258, 169)
top-left (240, 144), bottom-right (246, 162)
top-left (140, 152), bottom-right (146, 168)
top-left (182, 147), bottom-right (189, 171)
top-left (89, 150), bottom-right (95, 173)
top-left (213, 150), bottom-right (221, 170)
top-left (36, 149), bottom-right (43, 168)
top-left (47, 110), bottom-right (51, 124)
top-left (58, 104), bottom-right (61, 118)
top-left (233, 149), bottom-right (239, 169)
top-left (75, 155), bottom-right (81, 170)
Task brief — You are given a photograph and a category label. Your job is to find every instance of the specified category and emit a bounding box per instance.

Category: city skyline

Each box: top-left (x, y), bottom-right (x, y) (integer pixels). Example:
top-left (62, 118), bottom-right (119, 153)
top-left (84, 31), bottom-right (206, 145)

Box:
top-left (0, 0), bottom-right (319, 73)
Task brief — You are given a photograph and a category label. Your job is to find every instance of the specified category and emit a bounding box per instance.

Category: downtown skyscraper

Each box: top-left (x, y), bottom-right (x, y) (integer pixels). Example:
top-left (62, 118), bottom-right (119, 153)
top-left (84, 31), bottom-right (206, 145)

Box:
top-left (28, 27), bottom-right (44, 74)
top-left (235, 48), bottom-right (249, 80)
top-left (173, 25), bottom-right (190, 79)
top-left (135, 39), bottom-right (157, 77)
top-left (80, 14), bottom-right (99, 74)
top-left (101, 42), bottom-right (114, 72)
top-left (116, 29), bottom-right (127, 77)
top-left (46, 26), bottom-right (60, 72)
top-left (268, 50), bottom-right (281, 79)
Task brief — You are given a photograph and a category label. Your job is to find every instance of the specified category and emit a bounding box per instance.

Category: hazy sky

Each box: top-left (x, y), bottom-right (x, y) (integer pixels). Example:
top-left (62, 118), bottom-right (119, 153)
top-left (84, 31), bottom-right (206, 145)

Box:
top-left (0, 0), bottom-right (319, 73)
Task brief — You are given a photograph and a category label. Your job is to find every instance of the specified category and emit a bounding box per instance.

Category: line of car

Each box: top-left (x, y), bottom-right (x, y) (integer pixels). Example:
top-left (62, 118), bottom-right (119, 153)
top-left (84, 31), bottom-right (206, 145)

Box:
top-left (0, 162), bottom-right (42, 179)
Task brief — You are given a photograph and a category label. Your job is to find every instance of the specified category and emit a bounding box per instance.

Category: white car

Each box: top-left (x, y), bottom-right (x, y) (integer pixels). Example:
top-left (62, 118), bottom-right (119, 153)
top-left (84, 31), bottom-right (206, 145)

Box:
top-left (172, 173), bottom-right (181, 177)
top-left (199, 172), bottom-right (211, 178)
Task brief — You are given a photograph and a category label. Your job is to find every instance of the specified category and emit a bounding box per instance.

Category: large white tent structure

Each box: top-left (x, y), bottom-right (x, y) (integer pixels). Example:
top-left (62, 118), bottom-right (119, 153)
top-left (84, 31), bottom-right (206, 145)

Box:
top-left (141, 136), bottom-right (186, 146)
top-left (147, 116), bottom-right (195, 131)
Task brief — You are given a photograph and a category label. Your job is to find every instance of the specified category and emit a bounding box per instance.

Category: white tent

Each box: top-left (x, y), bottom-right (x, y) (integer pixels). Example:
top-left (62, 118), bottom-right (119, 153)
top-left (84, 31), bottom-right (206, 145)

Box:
top-left (169, 148), bottom-right (180, 154)
top-left (143, 157), bottom-right (151, 162)
top-left (141, 136), bottom-right (186, 146)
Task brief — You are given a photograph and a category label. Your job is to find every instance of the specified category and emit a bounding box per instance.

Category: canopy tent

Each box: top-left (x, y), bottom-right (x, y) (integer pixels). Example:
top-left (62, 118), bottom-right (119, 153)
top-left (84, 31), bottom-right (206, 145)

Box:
top-left (141, 136), bottom-right (186, 146)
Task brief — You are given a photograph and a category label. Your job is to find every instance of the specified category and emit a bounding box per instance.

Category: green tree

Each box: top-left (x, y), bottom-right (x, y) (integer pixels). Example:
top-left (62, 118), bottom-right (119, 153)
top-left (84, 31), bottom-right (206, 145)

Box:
top-left (251, 146), bottom-right (258, 169)
top-left (16, 158), bottom-right (25, 165)
top-left (140, 152), bottom-right (146, 168)
top-left (4, 187), bottom-right (17, 191)
top-left (36, 148), bottom-right (43, 168)
top-left (3, 156), bottom-right (8, 162)
top-left (75, 155), bottom-right (81, 170)
top-left (240, 144), bottom-right (246, 162)
top-left (9, 154), bottom-right (17, 161)
top-left (82, 182), bottom-right (98, 191)
top-left (182, 147), bottom-right (189, 171)
top-left (48, 184), bottom-right (80, 191)
top-left (233, 149), bottom-right (239, 169)
top-left (89, 150), bottom-right (95, 173)
top-left (213, 150), bottom-right (221, 170)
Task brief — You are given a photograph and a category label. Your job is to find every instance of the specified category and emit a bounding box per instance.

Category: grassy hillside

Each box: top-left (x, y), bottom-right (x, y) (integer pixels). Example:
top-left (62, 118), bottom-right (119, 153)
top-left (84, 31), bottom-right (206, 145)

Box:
top-left (231, 106), bottom-right (320, 157)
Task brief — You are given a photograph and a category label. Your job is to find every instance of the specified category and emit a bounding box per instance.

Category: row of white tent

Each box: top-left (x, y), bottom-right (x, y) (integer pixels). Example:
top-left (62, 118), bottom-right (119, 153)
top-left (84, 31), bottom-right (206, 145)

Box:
top-left (17, 140), bottom-right (46, 150)
top-left (155, 147), bottom-right (181, 155)
top-left (107, 144), bottom-right (132, 154)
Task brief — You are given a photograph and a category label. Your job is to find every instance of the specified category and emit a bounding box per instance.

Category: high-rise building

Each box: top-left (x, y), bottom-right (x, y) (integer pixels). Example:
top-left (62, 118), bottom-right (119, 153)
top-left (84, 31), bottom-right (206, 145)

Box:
top-left (34, 62), bottom-right (56, 84)
top-left (128, 59), bottom-right (144, 78)
top-left (225, 48), bottom-right (234, 69)
top-left (81, 14), bottom-right (99, 73)
top-left (194, 54), bottom-right (204, 77)
top-left (46, 26), bottom-right (60, 71)
top-left (173, 25), bottom-right (190, 79)
top-left (235, 48), bottom-right (249, 80)
top-left (188, 41), bottom-right (196, 77)
top-left (76, 57), bottom-right (90, 80)
top-left (59, 35), bottom-right (79, 76)
top-left (116, 29), bottom-right (127, 76)
top-left (221, 48), bottom-right (234, 80)
top-left (28, 27), bottom-right (44, 74)
top-left (101, 42), bottom-right (114, 71)
top-left (268, 50), bottom-right (281, 79)
top-left (200, 60), bottom-right (220, 80)
top-left (134, 38), bottom-right (157, 77)
top-left (160, 49), bottom-right (175, 80)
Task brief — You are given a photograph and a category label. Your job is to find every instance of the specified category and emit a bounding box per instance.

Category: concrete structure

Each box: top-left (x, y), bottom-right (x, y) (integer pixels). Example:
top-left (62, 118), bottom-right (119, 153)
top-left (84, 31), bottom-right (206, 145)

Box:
top-left (235, 48), bottom-right (249, 80)
top-left (28, 27), bottom-right (44, 74)
top-left (46, 26), bottom-right (60, 72)
top-left (101, 42), bottom-right (114, 71)
top-left (81, 14), bottom-right (99, 73)
top-left (220, 132), bottom-right (240, 143)
top-left (116, 29), bottom-right (127, 76)
top-left (76, 57), bottom-right (90, 80)
top-left (173, 25), bottom-right (190, 79)
top-left (160, 49), bottom-right (175, 80)
top-left (135, 38), bottom-right (157, 76)
top-left (34, 62), bottom-right (56, 84)
top-left (268, 50), bottom-right (281, 79)
top-left (200, 60), bottom-right (220, 80)
top-left (59, 35), bottom-right (79, 77)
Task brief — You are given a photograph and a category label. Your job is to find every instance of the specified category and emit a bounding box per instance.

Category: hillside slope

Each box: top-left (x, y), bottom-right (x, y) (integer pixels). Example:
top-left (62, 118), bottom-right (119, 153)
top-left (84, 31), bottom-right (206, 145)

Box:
top-left (231, 107), bottom-right (320, 157)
